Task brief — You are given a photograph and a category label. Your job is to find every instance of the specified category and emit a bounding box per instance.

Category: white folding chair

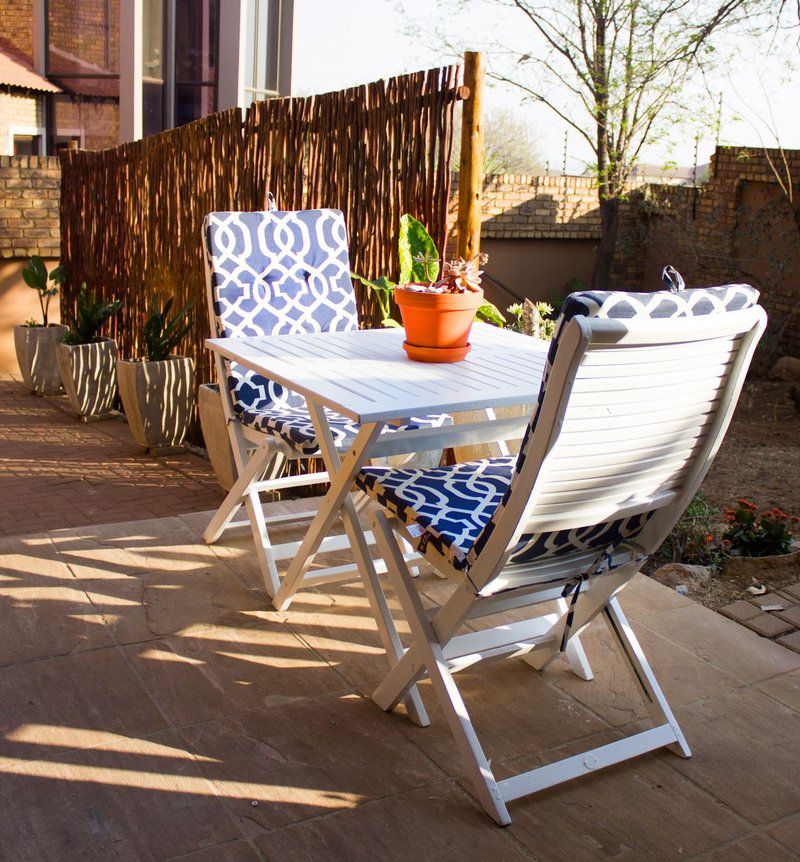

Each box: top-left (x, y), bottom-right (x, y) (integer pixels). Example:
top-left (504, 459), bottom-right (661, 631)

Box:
top-left (201, 208), bottom-right (449, 598)
top-left (356, 279), bottom-right (766, 824)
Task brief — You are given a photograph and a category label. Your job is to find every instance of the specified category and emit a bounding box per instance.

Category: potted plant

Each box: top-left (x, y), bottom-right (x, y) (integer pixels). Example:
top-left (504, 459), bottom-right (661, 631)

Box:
top-left (117, 295), bottom-right (194, 453)
top-left (353, 214), bottom-right (502, 362)
top-left (14, 256), bottom-right (68, 394)
top-left (56, 284), bottom-right (122, 421)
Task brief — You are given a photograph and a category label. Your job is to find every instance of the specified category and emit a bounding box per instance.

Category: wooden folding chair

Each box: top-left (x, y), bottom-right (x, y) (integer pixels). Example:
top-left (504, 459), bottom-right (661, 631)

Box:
top-left (201, 208), bottom-right (449, 598)
top-left (356, 280), bottom-right (766, 824)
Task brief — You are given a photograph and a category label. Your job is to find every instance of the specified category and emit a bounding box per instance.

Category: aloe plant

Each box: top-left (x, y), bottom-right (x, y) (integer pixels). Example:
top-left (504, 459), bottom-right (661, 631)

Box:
top-left (60, 283), bottom-right (122, 345)
top-left (21, 255), bottom-right (65, 326)
top-left (142, 295), bottom-right (193, 362)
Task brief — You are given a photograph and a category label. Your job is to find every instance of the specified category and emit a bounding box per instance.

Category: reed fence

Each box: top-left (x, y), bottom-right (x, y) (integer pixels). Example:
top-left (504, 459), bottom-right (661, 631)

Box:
top-left (59, 66), bottom-right (462, 409)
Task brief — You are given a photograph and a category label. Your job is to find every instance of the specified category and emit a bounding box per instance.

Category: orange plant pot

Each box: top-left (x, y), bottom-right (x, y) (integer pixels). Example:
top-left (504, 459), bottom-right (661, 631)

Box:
top-left (395, 286), bottom-right (483, 362)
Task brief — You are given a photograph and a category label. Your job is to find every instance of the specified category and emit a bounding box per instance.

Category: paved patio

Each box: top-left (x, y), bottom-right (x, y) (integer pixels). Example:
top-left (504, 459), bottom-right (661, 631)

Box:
top-left (0, 375), bottom-right (223, 536)
top-left (2, 498), bottom-right (800, 861)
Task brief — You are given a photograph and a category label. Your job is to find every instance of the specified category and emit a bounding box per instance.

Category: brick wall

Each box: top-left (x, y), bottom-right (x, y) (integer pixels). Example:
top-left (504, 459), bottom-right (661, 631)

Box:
top-left (0, 155), bottom-right (60, 259)
top-left (0, 91), bottom-right (44, 156)
top-left (480, 174), bottom-right (602, 239)
top-left (0, 0), bottom-right (35, 64)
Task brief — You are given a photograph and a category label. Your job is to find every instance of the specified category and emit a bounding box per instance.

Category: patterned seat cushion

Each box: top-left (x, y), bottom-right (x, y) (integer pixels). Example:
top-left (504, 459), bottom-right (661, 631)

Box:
top-left (357, 457), bottom-right (650, 571)
top-left (240, 403), bottom-right (451, 455)
top-left (360, 272), bottom-right (760, 573)
top-left (204, 209), bottom-right (450, 453)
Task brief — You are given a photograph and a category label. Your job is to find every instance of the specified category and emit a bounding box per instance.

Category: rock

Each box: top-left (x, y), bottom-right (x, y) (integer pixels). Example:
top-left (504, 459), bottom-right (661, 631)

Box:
top-left (723, 551), bottom-right (800, 584)
top-left (651, 563), bottom-right (711, 591)
top-left (768, 356), bottom-right (800, 382)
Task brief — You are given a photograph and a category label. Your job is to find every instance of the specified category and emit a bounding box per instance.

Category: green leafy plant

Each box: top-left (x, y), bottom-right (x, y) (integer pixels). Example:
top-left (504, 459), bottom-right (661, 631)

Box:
top-left (723, 499), bottom-right (797, 557)
top-left (506, 300), bottom-right (557, 340)
top-left (60, 283), bottom-right (122, 345)
top-left (141, 295), bottom-right (193, 362)
top-left (352, 214), bottom-right (503, 327)
top-left (655, 494), bottom-right (725, 571)
top-left (21, 255), bottom-right (65, 326)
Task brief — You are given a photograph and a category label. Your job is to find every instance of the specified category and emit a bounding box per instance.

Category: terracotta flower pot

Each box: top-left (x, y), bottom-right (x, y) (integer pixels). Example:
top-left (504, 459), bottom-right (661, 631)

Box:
top-left (395, 286), bottom-right (484, 362)
top-left (56, 338), bottom-right (118, 421)
top-left (14, 324), bottom-right (68, 395)
top-left (117, 354), bottom-right (195, 453)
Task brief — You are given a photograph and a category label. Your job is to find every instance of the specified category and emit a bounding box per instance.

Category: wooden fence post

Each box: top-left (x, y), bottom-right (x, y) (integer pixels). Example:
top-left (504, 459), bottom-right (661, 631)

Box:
top-left (457, 51), bottom-right (485, 260)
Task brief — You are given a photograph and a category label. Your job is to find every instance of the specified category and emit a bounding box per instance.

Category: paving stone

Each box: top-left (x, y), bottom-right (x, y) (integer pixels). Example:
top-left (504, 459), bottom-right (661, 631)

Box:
top-left (180, 693), bottom-right (443, 833)
top-left (0, 378), bottom-right (223, 537)
top-left (774, 603), bottom-right (800, 627)
top-left (693, 832), bottom-right (797, 860)
top-left (782, 582), bottom-right (800, 601)
top-left (777, 630), bottom-right (800, 654)
top-left (255, 783), bottom-right (531, 861)
top-left (742, 612), bottom-right (795, 639)
top-left (768, 811), bottom-right (800, 855)
top-left (164, 841), bottom-right (262, 862)
top-left (749, 592), bottom-right (793, 611)
top-left (668, 687), bottom-right (800, 825)
top-left (756, 669), bottom-right (800, 713)
top-left (547, 620), bottom-right (737, 726)
top-left (0, 728), bottom-right (239, 860)
top-left (776, 589), bottom-right (800, 605)
top-left (720, 600), bottom-right (762, 622)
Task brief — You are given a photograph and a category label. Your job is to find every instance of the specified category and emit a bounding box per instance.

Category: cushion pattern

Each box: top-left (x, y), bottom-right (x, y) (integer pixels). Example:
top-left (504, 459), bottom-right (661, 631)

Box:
top-left (242, 404), bottom-right (451, 456)
top-left (357, 458), bottom-right (651, 571)
top-left (203, 209), bottom-right (451, 453)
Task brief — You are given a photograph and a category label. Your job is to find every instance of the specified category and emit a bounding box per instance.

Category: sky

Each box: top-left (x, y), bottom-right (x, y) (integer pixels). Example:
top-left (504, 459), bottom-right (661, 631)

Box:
top-left (292, 0), bottom-right (800, 174)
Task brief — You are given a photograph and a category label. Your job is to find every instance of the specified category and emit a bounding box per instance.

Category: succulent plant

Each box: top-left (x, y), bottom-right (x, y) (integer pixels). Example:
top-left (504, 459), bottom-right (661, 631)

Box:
top-left (435, 254), bottom-right (488, 293)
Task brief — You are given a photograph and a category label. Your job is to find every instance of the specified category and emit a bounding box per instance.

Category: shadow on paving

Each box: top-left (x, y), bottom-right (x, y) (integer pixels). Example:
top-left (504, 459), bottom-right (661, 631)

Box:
top-left (0, 501), bottom-right (798, 861)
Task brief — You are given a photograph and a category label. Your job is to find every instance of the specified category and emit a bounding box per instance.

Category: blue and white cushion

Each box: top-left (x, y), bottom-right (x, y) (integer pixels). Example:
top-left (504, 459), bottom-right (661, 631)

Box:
top-left (204, 209), bottom-right (451, 453)
top-left (359, 271), bottom-right (760, 571)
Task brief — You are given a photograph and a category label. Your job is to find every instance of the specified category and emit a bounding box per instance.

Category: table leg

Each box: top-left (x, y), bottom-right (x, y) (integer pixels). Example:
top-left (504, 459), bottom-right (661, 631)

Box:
top-left (271, 418), bottom-right (384, 612)
top-left (306, 400), bottom-right (428, 726)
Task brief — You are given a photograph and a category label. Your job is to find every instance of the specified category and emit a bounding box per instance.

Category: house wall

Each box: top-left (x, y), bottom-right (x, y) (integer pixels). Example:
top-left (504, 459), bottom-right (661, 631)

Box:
top-left (0, 91), bottom-right (44, 156)
top-left (0, 155), bottom-right (61, 371)
top-left (0, 0), bottom-right (35, 64)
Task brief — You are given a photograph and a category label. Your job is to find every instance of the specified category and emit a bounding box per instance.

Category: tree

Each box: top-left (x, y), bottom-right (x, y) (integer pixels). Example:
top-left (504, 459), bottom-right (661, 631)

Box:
top-left (453, 106), bottom-right (547, 174)
top-left (404, 0), bottom-right (757, 286)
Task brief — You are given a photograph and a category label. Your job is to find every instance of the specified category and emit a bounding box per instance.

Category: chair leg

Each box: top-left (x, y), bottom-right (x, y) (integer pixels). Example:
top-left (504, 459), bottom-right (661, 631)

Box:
top-left (374, 511), bottom-right (510, 826)
top-left (603, 597), bottom-right (691, 758)
top-left (203, 442), bottom-right (276, 544)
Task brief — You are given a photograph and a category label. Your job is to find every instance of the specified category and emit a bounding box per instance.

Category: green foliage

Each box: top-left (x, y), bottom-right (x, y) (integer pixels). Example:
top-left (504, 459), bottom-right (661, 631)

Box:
top-left (723, 499), bottom-right (797, 558)
top-left (350, 273), bottom-right (400, 327)
top-left (21, 255), bottom-right (63, 326)
top-left (475, 300), bottom-right (506, 327)
top-left (655, 494), bottom-right (725, 571)
top-left (60, 283), bottom-right (122, 345)
top-left (142, 294), bottom-right (193, 362)
top-left (398, 214), bottom-right (440, 284)
top-left (506, 300), bottom-right (556, 340)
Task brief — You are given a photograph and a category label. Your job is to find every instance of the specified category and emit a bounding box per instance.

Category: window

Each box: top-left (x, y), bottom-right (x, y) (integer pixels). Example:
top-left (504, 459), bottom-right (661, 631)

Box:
top-left (45, 0), bottom-right (120, 151)
top-left (13, 134), bottom-right (42, 156)
top-left (244, 0), bottom-right (282, 103)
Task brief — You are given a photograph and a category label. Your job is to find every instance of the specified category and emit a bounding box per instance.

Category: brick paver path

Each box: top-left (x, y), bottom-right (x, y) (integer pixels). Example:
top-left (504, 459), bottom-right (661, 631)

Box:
top-left (0, 375), bottom-right (224, 536)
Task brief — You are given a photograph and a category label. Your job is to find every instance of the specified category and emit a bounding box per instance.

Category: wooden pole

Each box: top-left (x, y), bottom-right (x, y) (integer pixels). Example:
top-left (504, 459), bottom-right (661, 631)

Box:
top-left (457, 51), bottom-right (484, 260)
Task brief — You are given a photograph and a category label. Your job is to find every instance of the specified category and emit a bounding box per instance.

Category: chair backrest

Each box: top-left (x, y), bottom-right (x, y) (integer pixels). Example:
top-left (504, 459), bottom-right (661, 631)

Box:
top-left (202, 209), bottom-right (359, 413)
top-left (467, 281), bottom-right (765, 592)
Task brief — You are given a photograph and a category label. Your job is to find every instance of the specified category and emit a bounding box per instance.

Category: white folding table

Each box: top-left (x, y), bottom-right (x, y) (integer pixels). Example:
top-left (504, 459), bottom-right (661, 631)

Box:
top-left (206, 323), bottom-right (550, 720)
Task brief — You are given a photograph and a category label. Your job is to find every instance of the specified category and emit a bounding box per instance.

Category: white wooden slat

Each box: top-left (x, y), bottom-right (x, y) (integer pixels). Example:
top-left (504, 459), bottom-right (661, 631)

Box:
top-left (565, 376), bottom-right (730, 408)
top-left (547, 446), bottom-right (702, 481)
top-left (498, 725), bottom-right (678, 802)
top-left (564, 397), bottom-right (721, 424)
top-left (583, 336), bottom-right (740, 365)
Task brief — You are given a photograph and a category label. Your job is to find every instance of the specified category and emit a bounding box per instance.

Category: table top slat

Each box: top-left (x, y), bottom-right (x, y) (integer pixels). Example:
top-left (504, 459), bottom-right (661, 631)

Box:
top-left (207, 324), bottom-right (548, 422)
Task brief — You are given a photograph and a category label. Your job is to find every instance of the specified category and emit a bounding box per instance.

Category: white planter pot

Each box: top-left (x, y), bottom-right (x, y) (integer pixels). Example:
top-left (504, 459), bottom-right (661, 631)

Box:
top-left (14, 324), bottom-right (68, 395)
top-left (117, 355), bottom-right (195, 452)
top-left (198, 383), bottom-right (238, 491)
top-left (56, 338), bottom-right (118, 420)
